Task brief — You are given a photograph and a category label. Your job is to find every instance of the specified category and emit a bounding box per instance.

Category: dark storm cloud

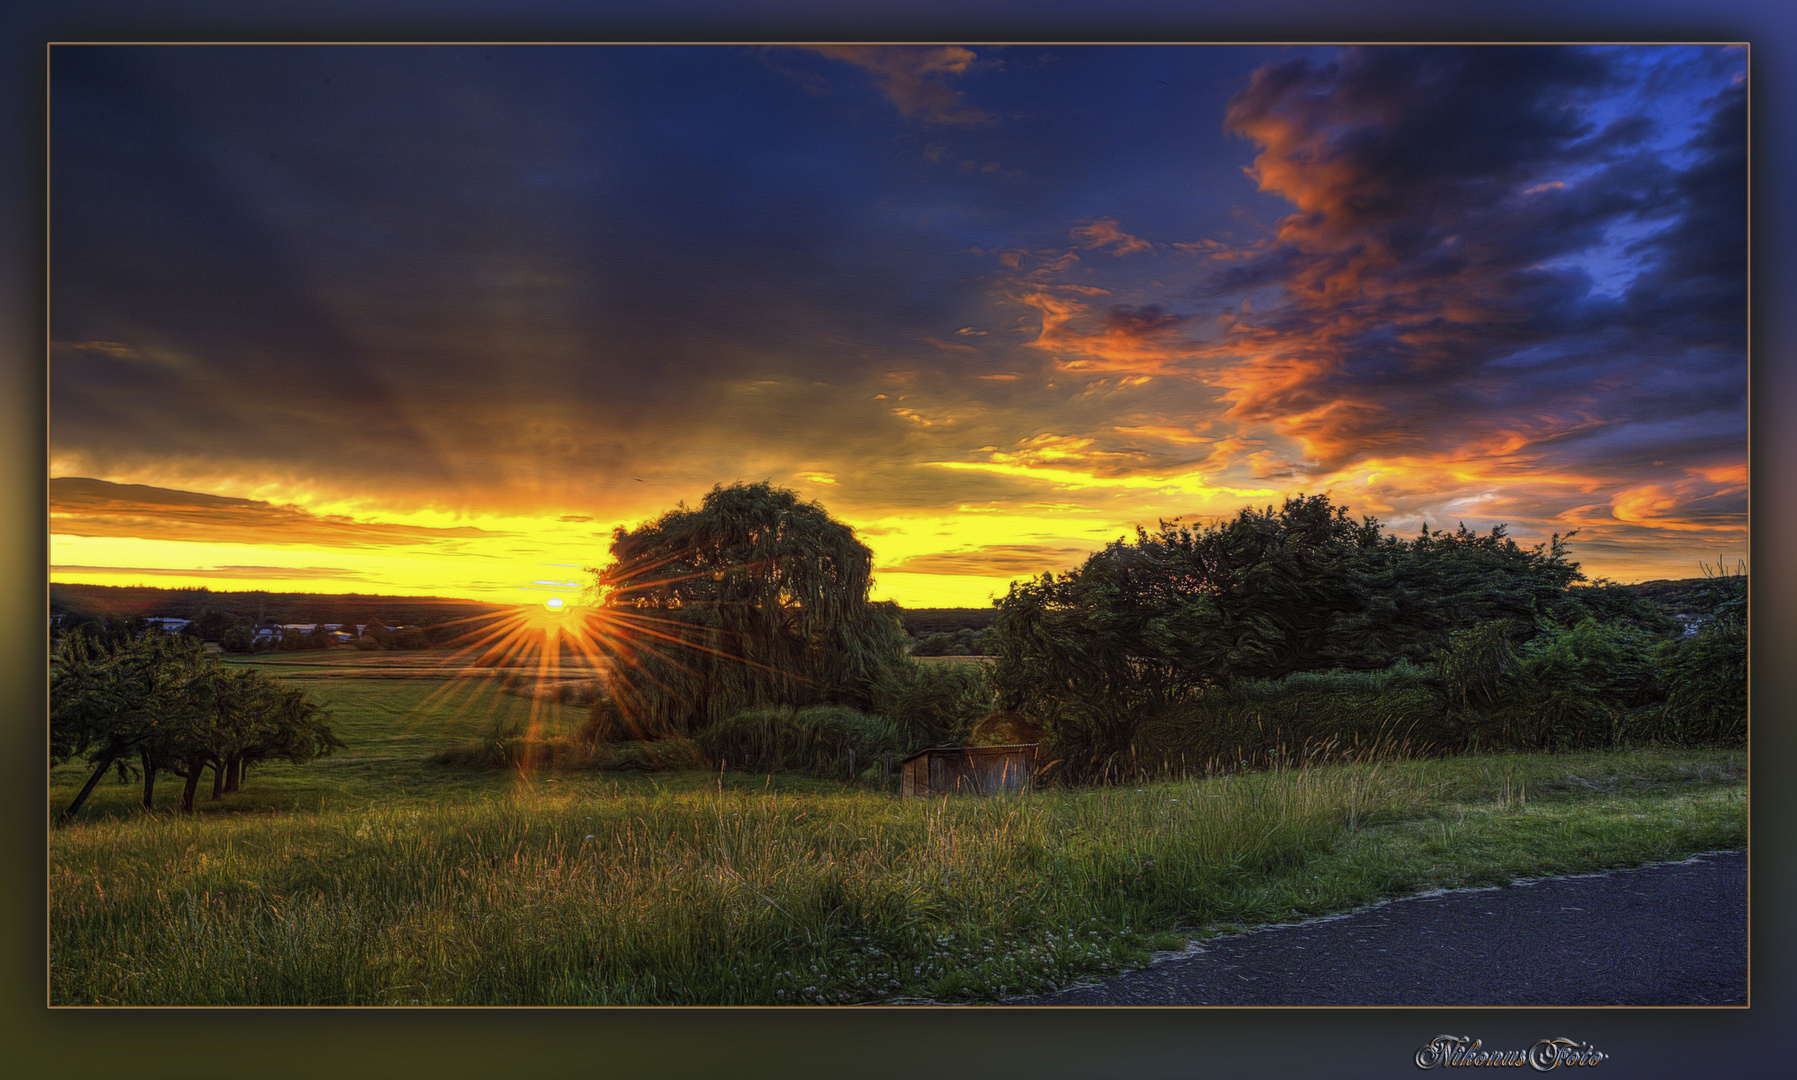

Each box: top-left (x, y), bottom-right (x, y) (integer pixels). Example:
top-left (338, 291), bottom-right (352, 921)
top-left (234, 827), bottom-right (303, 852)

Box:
top-left (1105, 304), bottom-right (1190, 337)
top-left (1202, 45), bottom-right (1744, 484)
top-left (49, 46), bottom-right (1011, 512)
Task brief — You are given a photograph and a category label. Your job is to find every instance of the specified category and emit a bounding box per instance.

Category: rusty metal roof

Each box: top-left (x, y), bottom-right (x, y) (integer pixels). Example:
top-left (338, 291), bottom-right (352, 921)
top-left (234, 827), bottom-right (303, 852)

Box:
top-left (896, 743), bottom-right (1039, 766)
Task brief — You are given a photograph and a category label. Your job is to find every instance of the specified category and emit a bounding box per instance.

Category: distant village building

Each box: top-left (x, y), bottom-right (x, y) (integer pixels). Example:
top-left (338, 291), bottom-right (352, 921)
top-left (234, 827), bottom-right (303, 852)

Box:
top-left (143, 617), bottom-right (190, 634)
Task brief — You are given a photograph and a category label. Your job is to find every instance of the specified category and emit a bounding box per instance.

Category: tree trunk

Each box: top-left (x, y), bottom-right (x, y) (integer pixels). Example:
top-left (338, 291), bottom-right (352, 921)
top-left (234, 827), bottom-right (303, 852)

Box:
top-left (224, 755), bottom-right (243, 794)
top-left (140, 754), bottom-right (157, 811)
top-left (179, 763), bottom-right (203, 814)
top-left (211, 760), bottom-right (226, 799)
top-left (59, 754), bottom-right (117, 824)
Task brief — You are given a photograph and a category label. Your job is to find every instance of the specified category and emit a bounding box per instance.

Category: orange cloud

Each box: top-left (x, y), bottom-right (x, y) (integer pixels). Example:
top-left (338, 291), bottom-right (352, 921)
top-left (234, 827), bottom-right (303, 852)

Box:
top-left (1070, 217), bottom-right (1153, 256)
top-left (1609, 473), bottom-right (1748, 533)
top-left (802, 45), bottom-right (992, 125)
top-left (1011, 285), bottom-right (1198, 374)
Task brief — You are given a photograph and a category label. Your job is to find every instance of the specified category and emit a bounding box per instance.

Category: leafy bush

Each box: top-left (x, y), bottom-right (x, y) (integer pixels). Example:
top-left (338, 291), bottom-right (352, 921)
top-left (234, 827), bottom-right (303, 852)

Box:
top-left (1132, 664), bottom-right (1452, 774)
top-left (695, 705), bottom-right (908, 779)
top-left (988, 494), bottom-right (1595, 780)
top-left (1657, 621), bottom-right (1747, 745)
top-left (1653, 571), bottom-right (1746, 745)
top-left (1434, 620), bottom-right (1518, 714)
top-left (866, 658), bottom-right (994, 747)
top-left (1477, 619), bottom-right (1670, 750)
top-left (600, 737), bottom-right (710, 772)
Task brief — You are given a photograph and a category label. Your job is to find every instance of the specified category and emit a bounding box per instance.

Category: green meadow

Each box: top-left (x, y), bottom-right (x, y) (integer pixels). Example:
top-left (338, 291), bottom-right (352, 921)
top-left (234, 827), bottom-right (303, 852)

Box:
top-left (48, 652), bottom-right (1745, 1006)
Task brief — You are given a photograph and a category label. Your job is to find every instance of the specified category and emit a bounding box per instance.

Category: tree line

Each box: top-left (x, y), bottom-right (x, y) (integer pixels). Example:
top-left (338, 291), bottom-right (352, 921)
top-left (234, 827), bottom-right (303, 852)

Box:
top-left (573, 483), bottom-right (1743, 783)
top-left (984, 494), bottom-right (1690, 777)
top-left (51, 632), bottom-right (340, 822)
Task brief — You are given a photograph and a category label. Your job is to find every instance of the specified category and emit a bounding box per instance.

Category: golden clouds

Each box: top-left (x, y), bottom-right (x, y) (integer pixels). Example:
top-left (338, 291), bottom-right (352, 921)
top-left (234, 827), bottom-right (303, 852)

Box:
top-left (930, 431), bottom-right (1278, 507)
top-left (51, 562), bottom-right (372, 581)
top-left (1608, 471), bottom-right (1748, 533)
top-left (50, 477), bottom-right (512, 549)
top-left (878, 543), bottom-right (1094, 578)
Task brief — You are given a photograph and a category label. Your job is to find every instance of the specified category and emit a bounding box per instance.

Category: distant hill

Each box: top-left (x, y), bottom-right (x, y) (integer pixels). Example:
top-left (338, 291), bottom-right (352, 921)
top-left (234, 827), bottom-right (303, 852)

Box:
top-left (48, 583), bottom-right (513, 628)
top-left (894, 607), bottom-right (997, 635)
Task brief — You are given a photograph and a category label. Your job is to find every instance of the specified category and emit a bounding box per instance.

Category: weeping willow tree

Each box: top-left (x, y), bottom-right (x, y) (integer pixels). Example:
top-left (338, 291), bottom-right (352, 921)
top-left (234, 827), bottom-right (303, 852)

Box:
top-left (586, 482), bottom-right (907, 738)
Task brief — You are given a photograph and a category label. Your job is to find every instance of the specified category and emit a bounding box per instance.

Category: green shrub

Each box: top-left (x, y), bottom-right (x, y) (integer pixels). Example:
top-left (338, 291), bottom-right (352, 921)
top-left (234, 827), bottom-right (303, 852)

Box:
top-left (554, 681), bottom-right (604, 707)
top-left (1133, 664), bottom-right (1450, 774)
top-left (581, 693), bottom-right (667, 744)
top-left (1435, 619), bottom-right (1517, 714)
top-left (1654, 615), bottom-right (1747, 745)
top-left (1488, 618), bottom-right (1670, 750)
top-left (696, 705), bottom-right (908, 779)
top-left (867, 659), bottom-right (993, 747)
top-left (601, 737), bottom-right (709, 772)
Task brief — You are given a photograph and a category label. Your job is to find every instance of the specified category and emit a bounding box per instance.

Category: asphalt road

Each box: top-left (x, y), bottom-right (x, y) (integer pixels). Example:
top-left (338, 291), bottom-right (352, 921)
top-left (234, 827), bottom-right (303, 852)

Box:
top-left (1009, 850), bottom-right (1746, 1006)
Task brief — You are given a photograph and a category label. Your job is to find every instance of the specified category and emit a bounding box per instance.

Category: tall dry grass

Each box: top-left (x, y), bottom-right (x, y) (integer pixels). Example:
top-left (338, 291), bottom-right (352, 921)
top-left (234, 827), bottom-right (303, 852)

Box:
top-left (51, 764), bottom-right (1405, 1005)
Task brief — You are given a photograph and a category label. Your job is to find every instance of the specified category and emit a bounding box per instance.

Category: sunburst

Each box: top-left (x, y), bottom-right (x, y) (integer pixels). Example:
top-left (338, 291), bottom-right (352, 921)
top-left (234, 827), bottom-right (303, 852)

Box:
top-left (399, 561), bottom-right (795, 777)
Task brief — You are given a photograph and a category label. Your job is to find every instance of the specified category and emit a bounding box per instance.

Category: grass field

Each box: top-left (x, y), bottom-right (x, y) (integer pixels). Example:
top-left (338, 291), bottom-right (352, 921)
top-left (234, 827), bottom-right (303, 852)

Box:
top-left (47, 653), bottom-right (1748, 1006)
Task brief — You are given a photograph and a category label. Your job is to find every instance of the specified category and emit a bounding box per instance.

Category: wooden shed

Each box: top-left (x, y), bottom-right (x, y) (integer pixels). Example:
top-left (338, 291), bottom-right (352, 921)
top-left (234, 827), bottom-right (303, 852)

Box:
top-left (898, 744), bottom-right (1038, 797)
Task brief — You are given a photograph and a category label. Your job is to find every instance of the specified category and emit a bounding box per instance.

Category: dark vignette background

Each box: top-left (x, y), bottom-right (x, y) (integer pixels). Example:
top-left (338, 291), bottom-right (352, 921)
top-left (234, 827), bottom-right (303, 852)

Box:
top-left (4, 3), bottom-right (1788, 1078)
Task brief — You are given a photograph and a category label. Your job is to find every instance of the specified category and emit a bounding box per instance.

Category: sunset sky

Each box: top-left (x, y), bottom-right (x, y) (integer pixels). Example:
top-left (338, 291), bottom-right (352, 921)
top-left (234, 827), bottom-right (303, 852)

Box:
top-left (49, 44), bottom-right (1748, 608)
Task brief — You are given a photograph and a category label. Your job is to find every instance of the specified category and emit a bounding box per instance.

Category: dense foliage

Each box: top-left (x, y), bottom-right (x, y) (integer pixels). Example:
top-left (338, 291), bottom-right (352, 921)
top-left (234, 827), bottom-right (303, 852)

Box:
top-left (694, 705), bottom-right (908, 780)
top-left (585, 482), bottom-right (909, 738)
top-left (51, 631), bottom-right (340, 820)
top-left (989, 494), bottom-right (1678, 779)
top-left (866, 658), bottom-right (995, 748)
top-left (1653, 569), bottom-right (1748, 745)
